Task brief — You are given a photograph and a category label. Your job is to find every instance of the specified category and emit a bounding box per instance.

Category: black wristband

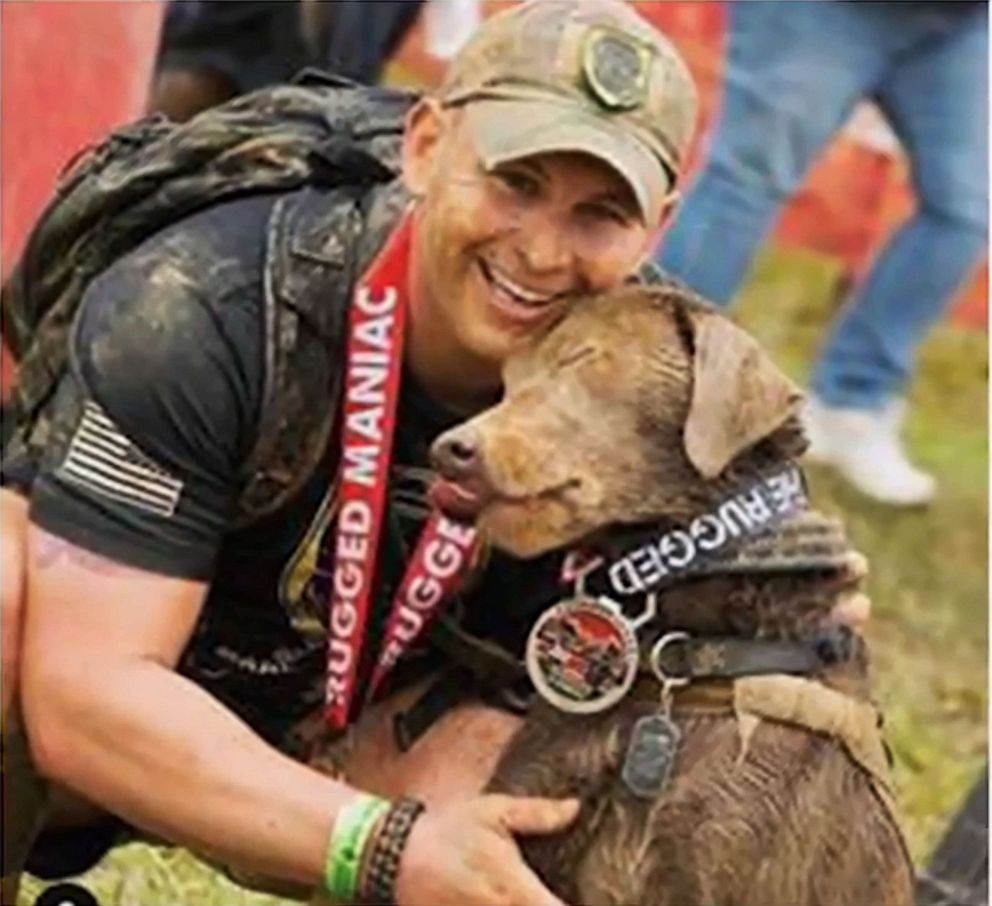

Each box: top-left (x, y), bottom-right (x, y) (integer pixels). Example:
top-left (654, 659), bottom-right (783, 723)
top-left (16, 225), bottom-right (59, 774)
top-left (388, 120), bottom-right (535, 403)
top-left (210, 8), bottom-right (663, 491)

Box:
top-left (359, 796), bottom-right (426, 904)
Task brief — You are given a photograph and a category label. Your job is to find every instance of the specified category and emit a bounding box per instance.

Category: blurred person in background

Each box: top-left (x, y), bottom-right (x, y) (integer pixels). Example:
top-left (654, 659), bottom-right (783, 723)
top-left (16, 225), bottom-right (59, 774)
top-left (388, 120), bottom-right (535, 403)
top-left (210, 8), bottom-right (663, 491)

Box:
top-left (655, 0), bottom-right (988, 507)
top-left (149, 0), bottom-right (424, 121)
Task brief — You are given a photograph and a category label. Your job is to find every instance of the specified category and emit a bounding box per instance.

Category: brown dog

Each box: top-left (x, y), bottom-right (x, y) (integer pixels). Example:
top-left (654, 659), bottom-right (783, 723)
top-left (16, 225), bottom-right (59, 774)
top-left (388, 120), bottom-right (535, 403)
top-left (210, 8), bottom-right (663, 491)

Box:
top-left (337, 284), bottom-right (914, 906)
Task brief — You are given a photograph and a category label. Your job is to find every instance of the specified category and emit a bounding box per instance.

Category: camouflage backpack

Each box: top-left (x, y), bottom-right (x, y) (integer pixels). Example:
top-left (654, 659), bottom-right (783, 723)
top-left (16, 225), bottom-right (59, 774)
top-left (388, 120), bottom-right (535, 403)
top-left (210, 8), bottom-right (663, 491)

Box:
top-left (2, 71), bottom-right (416, 521)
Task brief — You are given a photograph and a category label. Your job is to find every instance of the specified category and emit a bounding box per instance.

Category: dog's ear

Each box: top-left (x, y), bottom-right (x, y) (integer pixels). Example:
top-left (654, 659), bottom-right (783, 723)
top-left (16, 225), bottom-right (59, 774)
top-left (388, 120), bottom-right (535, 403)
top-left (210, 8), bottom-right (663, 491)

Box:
top-left (684, 312), bottom-right (803, 478)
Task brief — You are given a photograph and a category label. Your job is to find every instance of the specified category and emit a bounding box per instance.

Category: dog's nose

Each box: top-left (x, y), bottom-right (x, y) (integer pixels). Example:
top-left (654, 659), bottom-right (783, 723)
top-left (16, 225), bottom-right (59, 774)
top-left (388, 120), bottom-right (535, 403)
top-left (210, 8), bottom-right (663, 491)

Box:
top-left (431, 428), bottom-right (483, 482)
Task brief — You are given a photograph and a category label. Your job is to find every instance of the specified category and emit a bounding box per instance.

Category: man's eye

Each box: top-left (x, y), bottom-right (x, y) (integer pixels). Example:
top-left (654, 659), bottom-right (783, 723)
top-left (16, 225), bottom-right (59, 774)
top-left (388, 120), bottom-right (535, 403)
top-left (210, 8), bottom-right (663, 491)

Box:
top-left (579, 202), bottom-right (630, 225)
top-left (495, 169), bottom-right (541, 199)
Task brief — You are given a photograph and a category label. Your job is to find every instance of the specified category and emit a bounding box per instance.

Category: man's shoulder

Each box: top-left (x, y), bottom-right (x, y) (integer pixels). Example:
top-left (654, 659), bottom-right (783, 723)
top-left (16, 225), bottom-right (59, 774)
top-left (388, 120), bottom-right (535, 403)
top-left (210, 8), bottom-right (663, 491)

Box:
top-left (97, 192), bottom-right (285, 303)
top-left (67, 193), bottom-right (293, 438)
top-left (73, 191), bottom-right (305, 384)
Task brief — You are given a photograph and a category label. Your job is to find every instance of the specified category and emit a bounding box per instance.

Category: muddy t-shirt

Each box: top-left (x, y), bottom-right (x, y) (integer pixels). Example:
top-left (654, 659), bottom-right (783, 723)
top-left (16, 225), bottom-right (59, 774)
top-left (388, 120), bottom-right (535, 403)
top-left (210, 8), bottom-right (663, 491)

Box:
top-left (26, 191), bottom-right (564, 750)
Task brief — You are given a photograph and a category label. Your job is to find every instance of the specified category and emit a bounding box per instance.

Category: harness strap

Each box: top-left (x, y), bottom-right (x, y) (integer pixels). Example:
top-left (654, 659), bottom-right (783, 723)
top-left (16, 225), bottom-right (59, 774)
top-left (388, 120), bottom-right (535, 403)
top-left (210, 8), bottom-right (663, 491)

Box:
top-left (390, 616), bottom-right (529, 751)
top-left (391, 666), bottom-right (479, 753)
top-left (701, 511), bottom-right (860, 577)
top-left (626, 672), bottom-right (904, 855)
top-left (604, 510), bottom-right (859, 587)
top-left (732, 673), bottom-right (907, 858)
top-left (395, 618), bottom-right (857, 751)
top-left (734, 675), bottom-right (890, 791)
top-left (395, 508), bottom-right (866, 750)
top-left (427, 613), bottom-right (527, 688)
top-left (645, 628), bottom-right (857, 683)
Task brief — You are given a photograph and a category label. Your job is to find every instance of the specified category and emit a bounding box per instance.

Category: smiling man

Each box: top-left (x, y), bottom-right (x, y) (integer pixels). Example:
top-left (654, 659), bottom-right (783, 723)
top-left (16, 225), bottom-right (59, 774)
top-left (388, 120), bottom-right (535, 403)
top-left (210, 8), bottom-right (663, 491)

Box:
top-left (4, 2), bottom-right (696, 904)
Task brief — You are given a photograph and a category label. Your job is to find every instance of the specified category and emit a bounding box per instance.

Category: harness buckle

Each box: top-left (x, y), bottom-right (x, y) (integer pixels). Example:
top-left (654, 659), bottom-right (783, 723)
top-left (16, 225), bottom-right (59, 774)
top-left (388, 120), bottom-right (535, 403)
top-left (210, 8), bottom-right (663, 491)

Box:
top-left (649, 631), bottom-right (693, 690)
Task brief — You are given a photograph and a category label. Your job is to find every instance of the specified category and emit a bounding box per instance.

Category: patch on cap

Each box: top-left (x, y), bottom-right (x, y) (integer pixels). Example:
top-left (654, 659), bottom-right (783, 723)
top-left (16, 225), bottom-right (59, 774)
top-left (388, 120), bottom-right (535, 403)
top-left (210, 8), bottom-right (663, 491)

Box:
top-left (582, 26), bottom-right (652, 112)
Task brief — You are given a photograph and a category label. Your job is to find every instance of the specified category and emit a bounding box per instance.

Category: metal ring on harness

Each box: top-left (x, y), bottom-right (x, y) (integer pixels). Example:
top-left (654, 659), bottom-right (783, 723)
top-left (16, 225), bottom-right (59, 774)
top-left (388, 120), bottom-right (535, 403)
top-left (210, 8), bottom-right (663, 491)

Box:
top-left (648, 631), bottom-right (693, 688)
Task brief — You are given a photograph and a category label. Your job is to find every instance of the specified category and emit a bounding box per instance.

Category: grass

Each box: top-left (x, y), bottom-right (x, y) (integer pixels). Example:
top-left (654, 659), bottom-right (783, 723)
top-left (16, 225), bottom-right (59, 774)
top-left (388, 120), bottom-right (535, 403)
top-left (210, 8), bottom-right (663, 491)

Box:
top-left (17, 247), bottom-right (988, 905)
top-left (737, 247), bottom-right (988, 863)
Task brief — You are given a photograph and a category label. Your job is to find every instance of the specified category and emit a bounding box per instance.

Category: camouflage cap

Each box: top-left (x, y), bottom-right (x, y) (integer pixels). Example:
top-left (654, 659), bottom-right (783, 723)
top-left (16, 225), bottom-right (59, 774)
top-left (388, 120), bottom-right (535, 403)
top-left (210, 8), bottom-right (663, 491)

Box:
top-left (437, 0), bottom-right (698, 224)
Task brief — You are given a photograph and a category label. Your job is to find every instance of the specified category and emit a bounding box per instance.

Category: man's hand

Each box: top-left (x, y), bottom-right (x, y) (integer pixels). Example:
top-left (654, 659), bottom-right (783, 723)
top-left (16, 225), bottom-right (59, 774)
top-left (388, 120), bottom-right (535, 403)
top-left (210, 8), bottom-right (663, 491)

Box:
top-left (827, 550), bottom-right (872, 628)
top-left (395, 794), bottom-right (579, 906)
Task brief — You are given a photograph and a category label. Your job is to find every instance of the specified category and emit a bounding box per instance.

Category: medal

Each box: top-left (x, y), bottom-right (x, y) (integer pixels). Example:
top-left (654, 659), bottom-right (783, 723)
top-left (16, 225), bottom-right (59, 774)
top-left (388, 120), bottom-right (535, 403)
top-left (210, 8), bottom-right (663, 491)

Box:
top-left (525, 597), bottom-right (639, 714)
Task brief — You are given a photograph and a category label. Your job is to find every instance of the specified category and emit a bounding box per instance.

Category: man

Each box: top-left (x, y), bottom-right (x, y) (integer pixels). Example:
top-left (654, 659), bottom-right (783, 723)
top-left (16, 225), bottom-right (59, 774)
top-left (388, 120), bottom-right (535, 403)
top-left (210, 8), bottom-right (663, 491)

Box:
top-left (655, 0), bottom-right (988, 507)
top-left (3, 2), bottom-right (697, 903)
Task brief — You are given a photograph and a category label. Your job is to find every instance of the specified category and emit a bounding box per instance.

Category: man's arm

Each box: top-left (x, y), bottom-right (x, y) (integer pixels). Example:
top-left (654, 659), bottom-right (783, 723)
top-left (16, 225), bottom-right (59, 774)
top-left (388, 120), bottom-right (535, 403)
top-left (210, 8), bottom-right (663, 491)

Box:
top-left (20, 526), bottom-right (355, 886)
top-left (20, 529), bottom-right (582, 906)
top-left (17, 224), bottom-right (353, 884)
top-left (1, 488), bottom-right (28, 719)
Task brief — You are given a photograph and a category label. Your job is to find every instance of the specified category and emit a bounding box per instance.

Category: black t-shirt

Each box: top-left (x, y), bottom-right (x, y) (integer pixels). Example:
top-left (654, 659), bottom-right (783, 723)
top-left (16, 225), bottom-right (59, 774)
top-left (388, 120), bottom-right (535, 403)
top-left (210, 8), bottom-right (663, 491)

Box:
top-left (26, 190), bottom-right (564, 751)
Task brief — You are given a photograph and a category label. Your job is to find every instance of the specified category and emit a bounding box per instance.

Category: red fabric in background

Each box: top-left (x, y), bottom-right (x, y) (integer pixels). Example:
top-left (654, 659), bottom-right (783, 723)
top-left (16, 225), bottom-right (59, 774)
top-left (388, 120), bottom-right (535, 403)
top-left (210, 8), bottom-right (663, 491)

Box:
top-left (1, 0), bottom-right (165, 393)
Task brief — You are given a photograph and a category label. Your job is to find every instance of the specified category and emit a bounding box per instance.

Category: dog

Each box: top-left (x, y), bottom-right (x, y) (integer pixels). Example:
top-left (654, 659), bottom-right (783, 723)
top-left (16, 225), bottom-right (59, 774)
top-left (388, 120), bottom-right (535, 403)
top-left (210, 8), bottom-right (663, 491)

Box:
top-left (333, 283), bottom-right (914, 906)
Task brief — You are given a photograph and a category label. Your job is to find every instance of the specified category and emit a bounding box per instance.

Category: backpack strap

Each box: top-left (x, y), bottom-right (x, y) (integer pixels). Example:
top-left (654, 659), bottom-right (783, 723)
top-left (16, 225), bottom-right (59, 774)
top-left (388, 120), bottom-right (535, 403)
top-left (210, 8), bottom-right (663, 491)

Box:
top-left (233, 178), bottom-right (412, 525)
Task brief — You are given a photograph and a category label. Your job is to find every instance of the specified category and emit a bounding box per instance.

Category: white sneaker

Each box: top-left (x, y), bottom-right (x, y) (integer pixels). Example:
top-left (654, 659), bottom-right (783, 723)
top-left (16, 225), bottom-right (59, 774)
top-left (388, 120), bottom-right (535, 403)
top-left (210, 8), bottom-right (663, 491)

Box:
top-left (802, 397), bottom-right (936, 506)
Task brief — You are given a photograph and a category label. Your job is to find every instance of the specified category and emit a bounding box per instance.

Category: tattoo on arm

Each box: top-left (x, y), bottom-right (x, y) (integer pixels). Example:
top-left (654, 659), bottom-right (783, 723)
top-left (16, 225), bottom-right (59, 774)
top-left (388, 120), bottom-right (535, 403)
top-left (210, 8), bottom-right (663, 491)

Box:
top-left (34, 534), bottom-right (133, 576)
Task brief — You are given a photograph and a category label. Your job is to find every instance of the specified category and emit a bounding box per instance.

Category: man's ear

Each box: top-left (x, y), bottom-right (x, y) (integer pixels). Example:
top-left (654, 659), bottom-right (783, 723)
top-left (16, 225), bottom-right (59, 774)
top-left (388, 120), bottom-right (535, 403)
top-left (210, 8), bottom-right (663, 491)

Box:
top-left (683, 311), bottom-right (803, 478)
top-left (634, 195), bottom-right (680, 273)
top-left (401, 97), bottom-right (448, 196)
top-left (656, 192), bottom-right (680, 233)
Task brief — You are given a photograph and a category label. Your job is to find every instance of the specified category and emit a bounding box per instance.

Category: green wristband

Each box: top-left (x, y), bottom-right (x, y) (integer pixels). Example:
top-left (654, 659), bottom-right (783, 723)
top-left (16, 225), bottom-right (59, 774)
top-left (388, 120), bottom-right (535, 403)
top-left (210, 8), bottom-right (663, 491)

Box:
top-left (323, 794), bottom-right (391, 903)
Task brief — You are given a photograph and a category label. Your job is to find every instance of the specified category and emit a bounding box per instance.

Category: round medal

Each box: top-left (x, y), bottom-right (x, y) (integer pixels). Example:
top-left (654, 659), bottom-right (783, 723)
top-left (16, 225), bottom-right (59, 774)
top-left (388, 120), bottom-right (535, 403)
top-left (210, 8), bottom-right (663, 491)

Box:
top-left (525, 597), bottom-right (639, 714)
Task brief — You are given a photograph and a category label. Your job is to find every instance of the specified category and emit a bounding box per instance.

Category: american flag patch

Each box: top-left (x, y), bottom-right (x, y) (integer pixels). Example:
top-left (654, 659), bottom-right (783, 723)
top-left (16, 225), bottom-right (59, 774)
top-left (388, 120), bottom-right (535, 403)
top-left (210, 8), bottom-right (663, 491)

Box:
top-left (57, 401), bottom-right (184, 517)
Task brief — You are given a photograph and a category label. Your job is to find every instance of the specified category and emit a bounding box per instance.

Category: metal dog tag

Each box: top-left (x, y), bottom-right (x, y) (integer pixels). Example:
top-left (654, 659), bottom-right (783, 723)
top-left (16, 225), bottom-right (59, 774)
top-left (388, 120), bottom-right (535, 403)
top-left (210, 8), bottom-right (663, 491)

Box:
top-left (621, 713), bottom-right (681, 799)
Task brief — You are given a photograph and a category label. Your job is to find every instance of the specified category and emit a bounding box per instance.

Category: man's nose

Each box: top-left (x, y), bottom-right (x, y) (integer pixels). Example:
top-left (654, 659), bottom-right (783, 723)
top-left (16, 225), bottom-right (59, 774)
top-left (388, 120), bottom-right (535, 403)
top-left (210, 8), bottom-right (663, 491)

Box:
top-left (431, 427), bottom-right (483, 482)
top-left (517, 215), bottom-right (572, 274)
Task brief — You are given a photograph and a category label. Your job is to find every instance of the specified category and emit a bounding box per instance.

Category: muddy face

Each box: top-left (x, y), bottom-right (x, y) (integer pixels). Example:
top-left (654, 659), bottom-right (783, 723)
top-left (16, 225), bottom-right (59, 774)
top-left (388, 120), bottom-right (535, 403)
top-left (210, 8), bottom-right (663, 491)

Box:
top-left (430, 286), bottom-right (807, 557)
top-left (401, 100), bottom-right (653, 372)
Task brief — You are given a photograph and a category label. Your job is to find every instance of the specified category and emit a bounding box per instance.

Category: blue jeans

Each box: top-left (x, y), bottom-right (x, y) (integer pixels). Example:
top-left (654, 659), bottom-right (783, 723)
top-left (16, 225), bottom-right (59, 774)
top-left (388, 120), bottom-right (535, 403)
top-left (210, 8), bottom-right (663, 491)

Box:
top-left (656, 1), bottom-right (988, 409)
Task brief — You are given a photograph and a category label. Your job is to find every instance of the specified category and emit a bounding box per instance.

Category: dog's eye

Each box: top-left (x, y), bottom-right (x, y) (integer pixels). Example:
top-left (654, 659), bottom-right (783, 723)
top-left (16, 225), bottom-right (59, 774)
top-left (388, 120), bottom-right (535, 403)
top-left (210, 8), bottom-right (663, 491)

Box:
top-left (556, 346), bottom-right (597, 369)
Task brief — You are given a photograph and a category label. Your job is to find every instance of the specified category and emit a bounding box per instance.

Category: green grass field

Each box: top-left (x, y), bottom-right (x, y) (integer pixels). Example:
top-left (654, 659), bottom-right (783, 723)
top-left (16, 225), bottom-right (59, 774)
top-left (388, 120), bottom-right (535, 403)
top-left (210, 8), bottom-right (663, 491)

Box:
top-left (739, 248), bottom-right (988, 863)
top-left (17, 247), bottom-right (988, 906)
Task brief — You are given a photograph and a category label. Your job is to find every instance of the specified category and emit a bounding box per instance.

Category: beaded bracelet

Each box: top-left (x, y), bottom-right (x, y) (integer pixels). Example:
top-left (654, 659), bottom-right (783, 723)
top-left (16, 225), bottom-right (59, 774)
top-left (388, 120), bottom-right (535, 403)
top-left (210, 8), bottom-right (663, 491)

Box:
top-left (323, 793), bottom-right (392, 903)
top-left (359, 797), bottom-right (426, 904)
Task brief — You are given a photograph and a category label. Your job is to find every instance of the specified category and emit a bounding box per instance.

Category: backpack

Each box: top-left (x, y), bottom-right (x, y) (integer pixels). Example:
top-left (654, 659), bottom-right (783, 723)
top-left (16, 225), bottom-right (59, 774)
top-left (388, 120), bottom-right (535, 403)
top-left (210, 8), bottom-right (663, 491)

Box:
top-left (1, 71), bottom-right (416, 518)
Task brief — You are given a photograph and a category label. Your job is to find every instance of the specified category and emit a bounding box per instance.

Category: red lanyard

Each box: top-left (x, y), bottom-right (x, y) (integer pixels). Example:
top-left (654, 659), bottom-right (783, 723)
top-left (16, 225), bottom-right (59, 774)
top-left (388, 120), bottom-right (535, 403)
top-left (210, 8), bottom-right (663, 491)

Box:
top-left (324, 211), bottom-right (477, 728)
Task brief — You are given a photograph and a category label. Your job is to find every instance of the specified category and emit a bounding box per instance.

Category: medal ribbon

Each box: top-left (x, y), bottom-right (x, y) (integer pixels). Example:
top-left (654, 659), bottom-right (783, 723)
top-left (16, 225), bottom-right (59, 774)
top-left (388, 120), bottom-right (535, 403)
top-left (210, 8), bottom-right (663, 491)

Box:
top-left (325, 211), bottom-right (477, 728)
